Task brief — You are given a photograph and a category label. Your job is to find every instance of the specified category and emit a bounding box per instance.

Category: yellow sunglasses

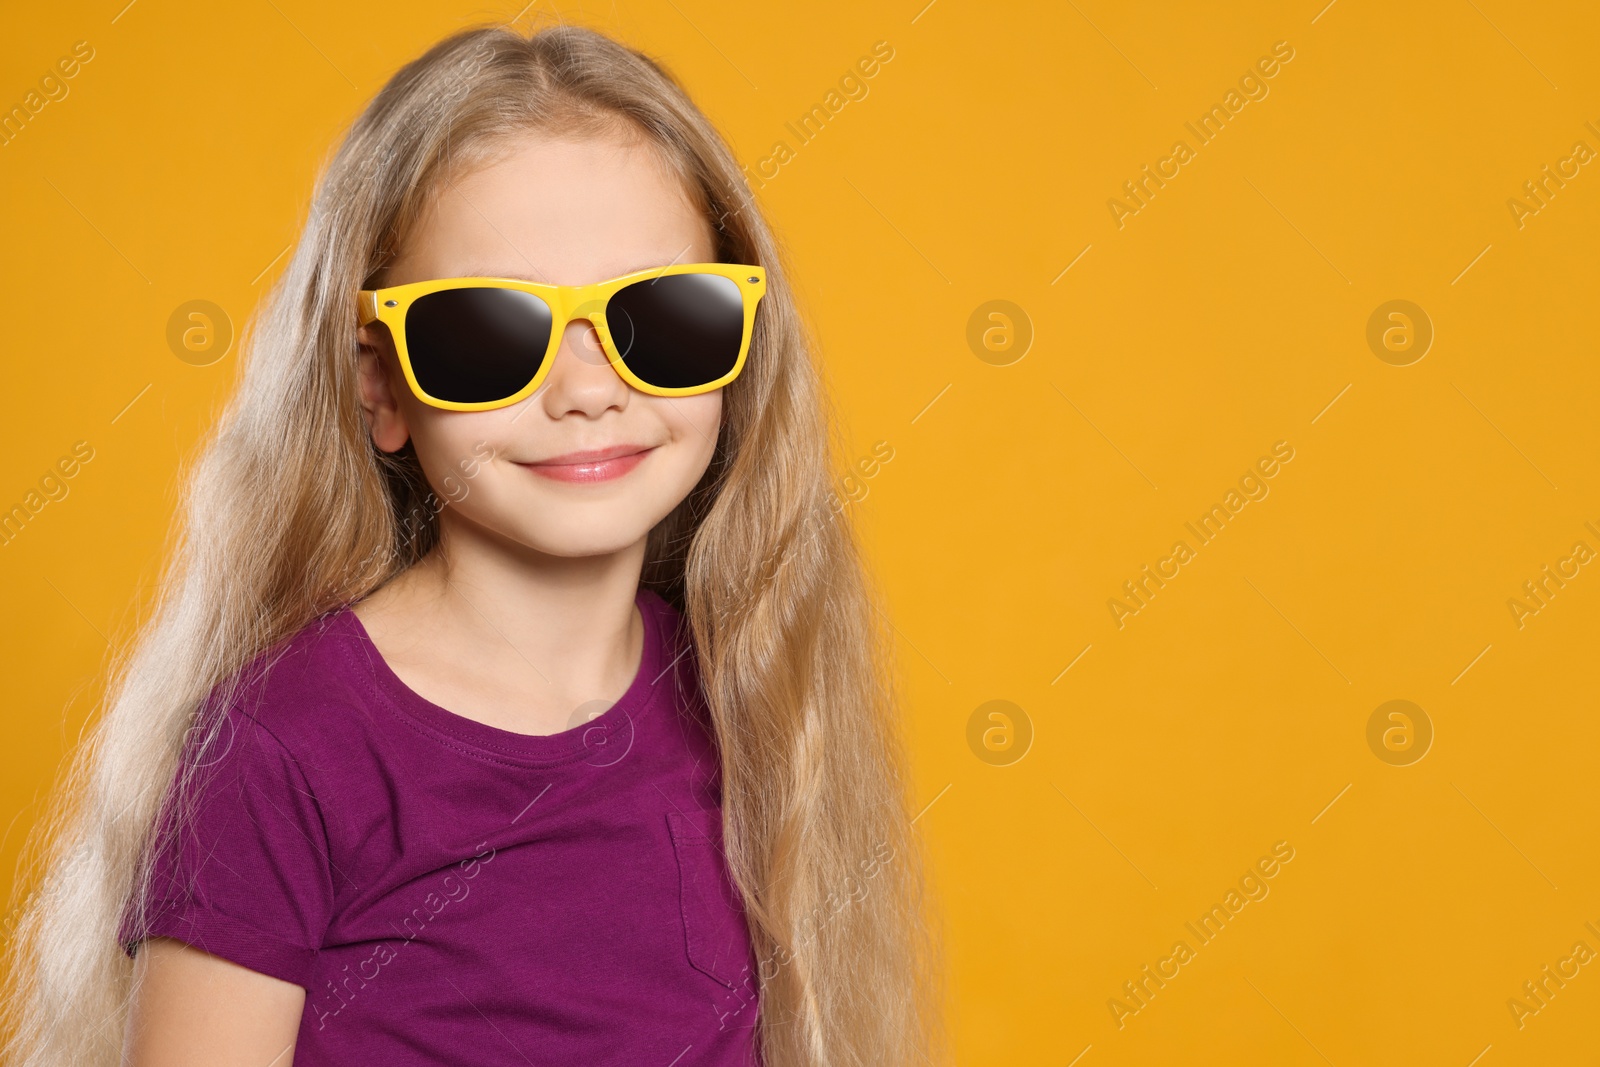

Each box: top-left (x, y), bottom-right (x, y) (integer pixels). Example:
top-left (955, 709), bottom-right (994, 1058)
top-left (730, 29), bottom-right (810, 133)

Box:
top-left (358, 262), bottom-right (766, 412)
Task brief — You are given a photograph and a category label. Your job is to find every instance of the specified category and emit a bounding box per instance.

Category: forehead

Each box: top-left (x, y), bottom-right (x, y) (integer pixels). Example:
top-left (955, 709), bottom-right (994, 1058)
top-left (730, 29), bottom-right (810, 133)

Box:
top-left (393, 129), bottom-right (714, 286)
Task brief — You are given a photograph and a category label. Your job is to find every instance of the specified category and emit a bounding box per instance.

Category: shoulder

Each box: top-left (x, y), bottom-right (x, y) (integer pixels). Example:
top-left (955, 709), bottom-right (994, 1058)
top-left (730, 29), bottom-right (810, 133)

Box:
top-left (199, 607), bottom-right (377, 763)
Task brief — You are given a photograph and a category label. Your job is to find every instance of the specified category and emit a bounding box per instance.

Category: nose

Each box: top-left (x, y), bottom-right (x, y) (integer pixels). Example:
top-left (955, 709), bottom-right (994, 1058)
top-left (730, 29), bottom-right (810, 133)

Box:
top-left (536, 312), bottom-right (628, 415)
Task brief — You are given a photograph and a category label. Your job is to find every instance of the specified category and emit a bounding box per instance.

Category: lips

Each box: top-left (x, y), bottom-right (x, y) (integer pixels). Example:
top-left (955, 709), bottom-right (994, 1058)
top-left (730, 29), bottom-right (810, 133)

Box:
top-left (519, 444), bottom-right (655, 484)
top-left (528, 444), bottom-right (651, 466)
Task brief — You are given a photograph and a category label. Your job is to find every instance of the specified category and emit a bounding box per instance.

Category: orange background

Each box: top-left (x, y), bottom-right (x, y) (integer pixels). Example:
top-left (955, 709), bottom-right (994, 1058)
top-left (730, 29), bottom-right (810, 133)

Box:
top-left (3, 1), bottom-right (1598, 1063)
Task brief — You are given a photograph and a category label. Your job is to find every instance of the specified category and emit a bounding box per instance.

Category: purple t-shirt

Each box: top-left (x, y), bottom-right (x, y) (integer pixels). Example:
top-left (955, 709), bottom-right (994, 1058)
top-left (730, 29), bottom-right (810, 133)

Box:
top-left (119, 587), bottom-right (762, 1065)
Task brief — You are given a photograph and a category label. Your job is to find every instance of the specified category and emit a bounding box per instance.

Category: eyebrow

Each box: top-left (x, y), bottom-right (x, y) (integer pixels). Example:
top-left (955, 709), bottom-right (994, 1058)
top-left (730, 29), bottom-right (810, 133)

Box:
top-left (456, 261), bottom-right (696, 283)
top-left (457, 266), bottom-right (537, 281)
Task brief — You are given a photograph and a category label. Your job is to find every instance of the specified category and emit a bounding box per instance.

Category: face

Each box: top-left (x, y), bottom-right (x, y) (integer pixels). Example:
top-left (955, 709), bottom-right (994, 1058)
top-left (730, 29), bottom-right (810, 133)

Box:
top-left (356, 129), bottom-right (723, 559)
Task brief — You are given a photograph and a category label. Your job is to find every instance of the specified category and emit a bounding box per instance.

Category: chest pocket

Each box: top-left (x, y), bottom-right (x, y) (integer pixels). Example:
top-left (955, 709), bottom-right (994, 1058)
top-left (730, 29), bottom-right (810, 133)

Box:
top-left (666, 808), bottom-right (753, 989)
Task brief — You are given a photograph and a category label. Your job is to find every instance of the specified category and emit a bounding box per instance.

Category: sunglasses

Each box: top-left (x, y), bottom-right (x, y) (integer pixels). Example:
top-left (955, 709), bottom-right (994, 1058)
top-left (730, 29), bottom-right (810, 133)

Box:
top-left (357, 262), bottom-right (767, 411)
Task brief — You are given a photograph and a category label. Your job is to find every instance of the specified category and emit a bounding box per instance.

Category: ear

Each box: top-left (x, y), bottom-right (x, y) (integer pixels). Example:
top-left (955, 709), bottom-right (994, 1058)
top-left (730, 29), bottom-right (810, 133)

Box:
top-left (356, 323), bottom-right (412, 453)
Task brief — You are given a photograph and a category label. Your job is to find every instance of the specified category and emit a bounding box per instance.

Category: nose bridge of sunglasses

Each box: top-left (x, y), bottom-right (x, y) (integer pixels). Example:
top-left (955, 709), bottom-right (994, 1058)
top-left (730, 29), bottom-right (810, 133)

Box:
top-left (557, 293), bottom-right (624, 365)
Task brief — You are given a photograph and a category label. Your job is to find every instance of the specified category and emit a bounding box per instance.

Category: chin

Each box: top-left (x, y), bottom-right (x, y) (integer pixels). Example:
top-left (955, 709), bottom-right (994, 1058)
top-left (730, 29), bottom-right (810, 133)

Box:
top-left (463, 495), bottom-right (675, 559)
top-left (542, 538), bottom-right (645, 559)
top-left (519, 522), bottom-right (654, 559)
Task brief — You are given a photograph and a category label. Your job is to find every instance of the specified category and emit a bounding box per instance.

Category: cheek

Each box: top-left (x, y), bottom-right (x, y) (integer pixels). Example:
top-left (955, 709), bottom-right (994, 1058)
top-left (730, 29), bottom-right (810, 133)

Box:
top-left (692, 392), bottom-right (723, 439)
top-left (678, 387), bottom-right (721, 418)
top-left (662, 392), bottom-right (723, 458)
top-left (407, 410), bottom-right (509, 494)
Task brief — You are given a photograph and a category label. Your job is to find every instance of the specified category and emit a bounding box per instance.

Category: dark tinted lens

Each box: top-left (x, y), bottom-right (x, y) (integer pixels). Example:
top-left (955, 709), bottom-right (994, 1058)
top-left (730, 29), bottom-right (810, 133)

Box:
top-left (405, 287), bottom-right (553, 404)
top-left (606, 273), bottom-right (747, 389)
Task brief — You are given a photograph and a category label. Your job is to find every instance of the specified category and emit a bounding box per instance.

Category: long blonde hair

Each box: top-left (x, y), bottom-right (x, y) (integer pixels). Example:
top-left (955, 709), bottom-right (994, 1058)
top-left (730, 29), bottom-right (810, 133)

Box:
top-left (0, 20), bottom-right (946, 1067)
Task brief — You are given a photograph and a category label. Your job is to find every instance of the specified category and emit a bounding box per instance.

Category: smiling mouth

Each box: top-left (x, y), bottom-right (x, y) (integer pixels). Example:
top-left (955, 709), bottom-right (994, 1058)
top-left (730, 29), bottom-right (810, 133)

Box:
top-left (529, 443), bottom-right (651, 465)
top-left (518, 445), bottom-right (655, 484)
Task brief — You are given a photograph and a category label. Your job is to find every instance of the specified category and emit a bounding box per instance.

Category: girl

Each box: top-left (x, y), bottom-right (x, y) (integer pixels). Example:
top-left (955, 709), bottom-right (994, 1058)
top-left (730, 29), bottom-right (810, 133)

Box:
top-left (0, 21), bottom-right (945, 1067)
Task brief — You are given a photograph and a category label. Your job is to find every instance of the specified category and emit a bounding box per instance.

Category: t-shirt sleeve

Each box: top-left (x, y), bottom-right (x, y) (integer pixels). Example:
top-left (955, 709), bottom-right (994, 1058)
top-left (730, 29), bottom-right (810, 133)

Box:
top-left (116, 700), bottom-right (335, 990)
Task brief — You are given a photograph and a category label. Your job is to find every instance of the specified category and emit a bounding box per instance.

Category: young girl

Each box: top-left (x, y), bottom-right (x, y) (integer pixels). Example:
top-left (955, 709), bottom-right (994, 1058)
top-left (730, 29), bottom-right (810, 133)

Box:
top-left (0, 21), bottom-right (945, 1067)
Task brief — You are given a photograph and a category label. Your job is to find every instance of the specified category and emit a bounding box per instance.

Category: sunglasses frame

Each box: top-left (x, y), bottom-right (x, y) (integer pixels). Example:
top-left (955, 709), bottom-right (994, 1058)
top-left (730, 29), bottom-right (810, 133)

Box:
top-left (357, 262), bottom-right (767, 411)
